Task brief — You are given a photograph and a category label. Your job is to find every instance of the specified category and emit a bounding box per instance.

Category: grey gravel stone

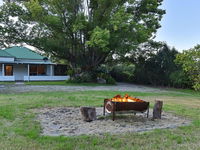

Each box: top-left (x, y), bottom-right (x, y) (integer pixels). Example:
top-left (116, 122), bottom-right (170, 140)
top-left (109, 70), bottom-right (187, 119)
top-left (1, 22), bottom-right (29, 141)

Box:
top-left (33, 107), bottom-right (191, 137)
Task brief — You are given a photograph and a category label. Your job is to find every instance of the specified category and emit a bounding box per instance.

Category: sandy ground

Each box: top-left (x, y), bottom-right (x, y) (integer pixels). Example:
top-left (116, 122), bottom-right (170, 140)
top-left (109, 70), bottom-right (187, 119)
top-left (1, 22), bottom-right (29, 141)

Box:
top-left (34, 107), bottom-right (191, 137)
top-left (0, 83), bottom-right (173, 94)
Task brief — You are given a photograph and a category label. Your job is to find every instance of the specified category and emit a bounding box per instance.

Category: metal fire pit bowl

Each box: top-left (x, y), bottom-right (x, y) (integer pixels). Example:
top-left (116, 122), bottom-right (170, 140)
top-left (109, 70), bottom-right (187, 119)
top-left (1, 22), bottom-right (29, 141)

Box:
top-left (103, 99), bottom-right (150, 121)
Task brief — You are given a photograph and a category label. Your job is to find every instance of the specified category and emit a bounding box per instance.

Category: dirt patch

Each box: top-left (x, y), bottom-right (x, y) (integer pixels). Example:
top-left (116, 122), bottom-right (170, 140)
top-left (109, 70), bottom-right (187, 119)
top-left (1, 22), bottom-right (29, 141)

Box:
top-left (34, 107), bottom-right (191, 136)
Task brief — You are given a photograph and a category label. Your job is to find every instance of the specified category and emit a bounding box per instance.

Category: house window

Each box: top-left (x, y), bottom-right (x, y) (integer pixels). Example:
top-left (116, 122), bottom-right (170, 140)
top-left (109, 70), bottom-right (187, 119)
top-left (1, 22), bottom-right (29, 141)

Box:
top-left (30, 65), bottom-right (46, 76)
top-left (37, 65), bottom-right (45, 75)
top-left (30, 65), bottom-right (37, 76)
top-left (5, 65), bottom-right (13, 76)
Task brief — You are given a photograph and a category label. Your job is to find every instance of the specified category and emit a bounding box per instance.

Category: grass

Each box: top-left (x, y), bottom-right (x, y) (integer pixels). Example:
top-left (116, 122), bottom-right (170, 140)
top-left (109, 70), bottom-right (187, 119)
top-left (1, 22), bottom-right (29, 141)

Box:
top-left (25, 81), bottom-right (113, 86)
top-left (0, 90), bottom-right (200, 150)
top-left (0, 82), bottom-right (15, 85)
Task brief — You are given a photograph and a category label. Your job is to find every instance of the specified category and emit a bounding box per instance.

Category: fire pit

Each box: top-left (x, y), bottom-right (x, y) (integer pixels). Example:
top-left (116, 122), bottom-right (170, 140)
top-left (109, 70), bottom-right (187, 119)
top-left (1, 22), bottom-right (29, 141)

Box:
top-left (103, 94), bottom-right (149, 121)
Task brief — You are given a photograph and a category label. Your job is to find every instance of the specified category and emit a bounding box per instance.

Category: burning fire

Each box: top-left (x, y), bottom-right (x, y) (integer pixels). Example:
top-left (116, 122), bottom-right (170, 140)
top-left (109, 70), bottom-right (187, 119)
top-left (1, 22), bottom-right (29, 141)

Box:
top-left (111, 94), bottom-right (144, 102)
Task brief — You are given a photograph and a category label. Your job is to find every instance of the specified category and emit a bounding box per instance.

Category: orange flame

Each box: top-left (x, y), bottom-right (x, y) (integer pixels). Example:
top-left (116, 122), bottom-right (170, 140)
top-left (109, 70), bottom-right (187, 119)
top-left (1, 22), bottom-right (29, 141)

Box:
top-left (111, 94), bottom-right (144, 102)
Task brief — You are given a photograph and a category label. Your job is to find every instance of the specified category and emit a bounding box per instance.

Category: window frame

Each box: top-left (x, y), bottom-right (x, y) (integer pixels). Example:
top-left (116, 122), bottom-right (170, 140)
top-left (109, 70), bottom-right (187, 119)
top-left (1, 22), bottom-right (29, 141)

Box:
top-left (4, 65), bottom-right (13, 76)
top-left (29, 65), bottom-right (46, 76)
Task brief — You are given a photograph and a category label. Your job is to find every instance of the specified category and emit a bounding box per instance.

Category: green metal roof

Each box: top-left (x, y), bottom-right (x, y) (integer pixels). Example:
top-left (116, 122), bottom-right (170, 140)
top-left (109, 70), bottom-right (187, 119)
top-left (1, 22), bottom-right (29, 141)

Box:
top-left (4, 46), bottom-right (44, 60)
top-left (0, 50), bottom-right (14, 57)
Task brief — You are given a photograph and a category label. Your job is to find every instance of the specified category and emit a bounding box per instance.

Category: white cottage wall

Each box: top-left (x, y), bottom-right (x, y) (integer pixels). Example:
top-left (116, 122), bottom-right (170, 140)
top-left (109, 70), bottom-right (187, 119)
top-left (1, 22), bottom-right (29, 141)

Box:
top-left (0, 64), bottom-right (2, 76)
top-left (13, 64), bottom-right (28, 81)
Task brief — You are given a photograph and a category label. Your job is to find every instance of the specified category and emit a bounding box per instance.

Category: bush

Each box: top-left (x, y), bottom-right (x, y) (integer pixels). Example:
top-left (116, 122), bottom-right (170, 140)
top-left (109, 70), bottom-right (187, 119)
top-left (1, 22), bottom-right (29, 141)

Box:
top-left (104, 75), bottom-right (116, 84)
top-left (67, 72), bottom-right (96, 83)
top-left (133, 44), bottom-right (179, 86)
top-left (66, 76), bottom-right (83, 83)
top-left (97, 73), bottom-right (116, 84)
top-left (175, 45), bottom-right (200, 91)
top-left (169, 70), bottom-right (192, 88)
top-left (110, 64), bottom-right (135, 82)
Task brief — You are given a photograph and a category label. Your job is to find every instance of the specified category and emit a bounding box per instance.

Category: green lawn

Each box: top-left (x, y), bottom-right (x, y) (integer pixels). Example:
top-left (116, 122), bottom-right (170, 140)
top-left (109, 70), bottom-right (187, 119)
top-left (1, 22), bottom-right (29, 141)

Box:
top-left (0, 81), bottom-right (15, 85)
top-left (25, 81), bottom-right (113, 86)
top-left (0, 90), bottom-right (200, 150)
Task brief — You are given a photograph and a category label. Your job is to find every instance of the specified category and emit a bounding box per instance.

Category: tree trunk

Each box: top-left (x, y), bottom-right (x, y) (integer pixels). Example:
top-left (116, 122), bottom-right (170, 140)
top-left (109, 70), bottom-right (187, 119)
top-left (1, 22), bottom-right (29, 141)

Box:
top-left (80, 107), bottom-right (96, 122)
top-left (153, 100), bottom-right (163, 120)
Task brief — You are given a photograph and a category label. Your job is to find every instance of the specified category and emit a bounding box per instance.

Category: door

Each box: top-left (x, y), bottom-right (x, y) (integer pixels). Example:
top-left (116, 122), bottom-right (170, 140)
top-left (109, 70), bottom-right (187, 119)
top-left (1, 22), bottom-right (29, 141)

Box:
top-left (13, 64), bottom-right (27, 81)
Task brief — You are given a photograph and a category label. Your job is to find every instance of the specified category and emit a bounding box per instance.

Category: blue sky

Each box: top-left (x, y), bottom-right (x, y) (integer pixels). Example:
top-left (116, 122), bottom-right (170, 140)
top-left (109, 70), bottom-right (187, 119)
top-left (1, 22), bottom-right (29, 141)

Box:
top-left (155, 0), bottom-right (200, 51)
top-left (0, 0), bottom-right (200, 51)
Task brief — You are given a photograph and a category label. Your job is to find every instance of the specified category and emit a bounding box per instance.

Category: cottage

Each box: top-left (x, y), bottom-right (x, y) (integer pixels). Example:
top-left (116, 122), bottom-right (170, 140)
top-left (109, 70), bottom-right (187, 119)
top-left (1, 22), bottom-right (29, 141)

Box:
top-left (0, 46), bottom-right (69, 81)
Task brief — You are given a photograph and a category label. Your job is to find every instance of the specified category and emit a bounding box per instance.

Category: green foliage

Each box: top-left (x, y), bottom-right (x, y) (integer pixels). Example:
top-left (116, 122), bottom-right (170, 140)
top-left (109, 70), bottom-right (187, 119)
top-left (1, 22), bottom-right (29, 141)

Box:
top-left (99, 73), bottom-right (116, 84)
top-left (95, 65), bottom-right (116, 84)
top-left (67, 69), bottom-right (75, 77)
top-left (86, 26), bottom-right (110, 51)
top-left (106, 77), bottom-right (116, 85)
top-left (132, 42), bottom-right (184, 87)
top-left (0, 0), bottom-right (165, 73)
top-left (169, 70), bottom-right (192, 88)
top-left (67, 72), bottom-right (96, 83)
top-left (175, 45), bottom-right (200, 91)
top-left (67, 76), bottom-right (84, 83)
top-left (25, 0), bottom-right (44, 19)
top-left (111, 64), bottom-right (135, 82)
top-left (0, 2), bottom-right (28, 48)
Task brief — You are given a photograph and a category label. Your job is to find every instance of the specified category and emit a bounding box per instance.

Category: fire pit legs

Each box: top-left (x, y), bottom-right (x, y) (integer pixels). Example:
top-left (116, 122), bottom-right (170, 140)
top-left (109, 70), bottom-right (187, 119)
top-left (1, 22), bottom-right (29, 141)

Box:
top-left (103, 100), bottom-right (106, 116)
top-left (112, 102), bottom-right (116, 121)
top-left (103, 100), bottom-right (116, 121)
top-left (146, 106), bottom-right (149, 118)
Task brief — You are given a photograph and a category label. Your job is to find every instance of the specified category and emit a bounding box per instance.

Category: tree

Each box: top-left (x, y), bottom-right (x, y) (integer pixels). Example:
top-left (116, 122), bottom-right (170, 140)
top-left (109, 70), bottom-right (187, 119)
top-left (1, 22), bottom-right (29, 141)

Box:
top-left (130, 42), bottom-right (181, 86)
top-left (0, 2), bottom-right (29, 48)
top-left (0, 0), bottom-right (165, 78)
top-left (176, 45), bottom-right (200, 91)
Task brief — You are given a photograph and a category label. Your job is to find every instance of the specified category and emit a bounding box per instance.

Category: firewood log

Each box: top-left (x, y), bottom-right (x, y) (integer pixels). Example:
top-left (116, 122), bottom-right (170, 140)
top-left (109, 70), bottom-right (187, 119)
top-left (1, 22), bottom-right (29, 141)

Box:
top-left (80, 107), bottom-right (96, 122)
top-left (153, 100), bottom-right (163, 120)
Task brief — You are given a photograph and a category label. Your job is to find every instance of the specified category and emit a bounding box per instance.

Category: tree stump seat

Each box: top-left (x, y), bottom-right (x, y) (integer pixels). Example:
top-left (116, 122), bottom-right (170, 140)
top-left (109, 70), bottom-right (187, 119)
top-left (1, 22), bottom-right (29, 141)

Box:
top-left (80, 107), bottom-right (97, 122)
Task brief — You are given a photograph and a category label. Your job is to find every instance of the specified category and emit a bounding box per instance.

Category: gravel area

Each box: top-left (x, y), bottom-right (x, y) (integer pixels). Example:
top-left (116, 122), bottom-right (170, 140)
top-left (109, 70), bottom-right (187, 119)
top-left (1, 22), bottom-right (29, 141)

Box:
top-left (0, 83), bottom-right (172, 93)
top-left (34, 107), bottom-right (191, 137)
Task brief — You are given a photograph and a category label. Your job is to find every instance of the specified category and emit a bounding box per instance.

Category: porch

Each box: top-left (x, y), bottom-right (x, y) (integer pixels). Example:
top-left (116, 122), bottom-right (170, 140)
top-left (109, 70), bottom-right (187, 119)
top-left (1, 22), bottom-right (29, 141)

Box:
top-left (0, 63), bottom-right (69, 81)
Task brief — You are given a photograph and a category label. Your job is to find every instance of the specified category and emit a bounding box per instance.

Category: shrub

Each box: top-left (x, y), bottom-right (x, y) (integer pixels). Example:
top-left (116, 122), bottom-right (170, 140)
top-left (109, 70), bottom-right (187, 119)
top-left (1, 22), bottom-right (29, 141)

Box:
top-left (169, 70), bottom-right (192, 88)
top-left (97, 73), bottom-right (116, 84)
top-left (175, 45), bottom-right (200, 91)
top-left (104, 75), bottom-right (116, 84)
top-left (67, 72), bottom-right (96, 83)
top-left (110, 64), bottom-right (135, 82)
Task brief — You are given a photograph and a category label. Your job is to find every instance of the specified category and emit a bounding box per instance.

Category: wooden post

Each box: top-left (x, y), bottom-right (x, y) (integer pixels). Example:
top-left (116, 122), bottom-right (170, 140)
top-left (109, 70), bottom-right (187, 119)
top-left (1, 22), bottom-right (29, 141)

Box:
top-left (80, 107), bottom-right (96, 122)
top-left (153, 100), bottom-right (163, 120)
top-left (2, 64), bottom-right (4, 76)
top-left (27, 64), bottom-right (30, 81)
top-left (146, 106), bottom-right (149, 118)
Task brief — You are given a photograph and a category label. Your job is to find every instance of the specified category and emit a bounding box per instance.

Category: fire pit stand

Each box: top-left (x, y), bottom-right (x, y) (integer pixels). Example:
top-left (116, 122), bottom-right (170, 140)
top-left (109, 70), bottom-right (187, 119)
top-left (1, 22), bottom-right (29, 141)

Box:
top-left (103, 99), bottom-right (150, 121)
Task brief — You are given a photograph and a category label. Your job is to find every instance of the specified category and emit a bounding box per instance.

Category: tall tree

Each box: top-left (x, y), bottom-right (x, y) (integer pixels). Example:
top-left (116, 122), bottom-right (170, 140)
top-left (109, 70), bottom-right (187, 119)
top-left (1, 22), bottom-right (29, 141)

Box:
top-left (131, 42), bottom-right (180, 86)
top-left (176, 45), bottom-right (200, 91)
top-left (0, 2), bottom-right (29, 48)
top-left (0, 0), bottom-right (165, 75)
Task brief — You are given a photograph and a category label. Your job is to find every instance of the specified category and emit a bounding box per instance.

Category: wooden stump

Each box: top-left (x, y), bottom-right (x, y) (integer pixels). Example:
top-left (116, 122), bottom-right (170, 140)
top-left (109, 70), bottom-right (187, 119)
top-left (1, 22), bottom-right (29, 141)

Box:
top-left (80, 107), bottom-right (96, 122)
top-left (153, 100), bottom-right (163, 120)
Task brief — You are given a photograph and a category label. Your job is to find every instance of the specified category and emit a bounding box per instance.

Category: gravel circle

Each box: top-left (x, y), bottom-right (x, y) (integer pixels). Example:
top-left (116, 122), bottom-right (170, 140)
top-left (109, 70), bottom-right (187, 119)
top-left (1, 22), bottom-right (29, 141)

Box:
top-left (34, 107), bottom-right (191, 137)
